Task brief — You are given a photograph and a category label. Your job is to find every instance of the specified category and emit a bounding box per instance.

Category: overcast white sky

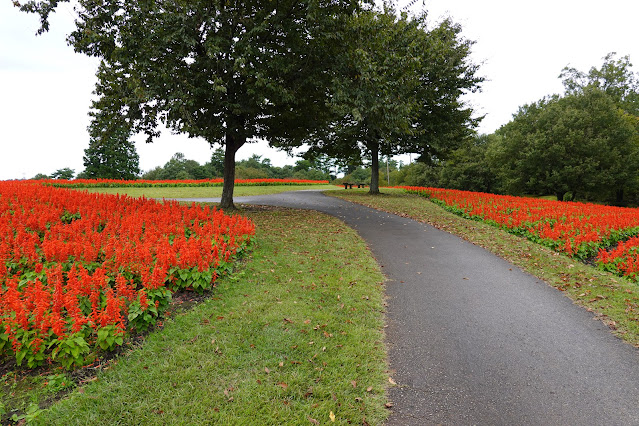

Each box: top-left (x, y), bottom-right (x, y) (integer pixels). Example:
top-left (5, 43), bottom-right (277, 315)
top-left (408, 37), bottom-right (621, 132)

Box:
top-left (1, 1), bottom-right (638, 180)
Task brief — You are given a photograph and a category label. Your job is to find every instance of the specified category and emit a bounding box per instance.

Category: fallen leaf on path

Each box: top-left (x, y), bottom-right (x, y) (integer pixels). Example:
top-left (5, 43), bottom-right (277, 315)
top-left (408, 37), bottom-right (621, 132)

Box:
top-left (388, 377), bottom-right (397, 385)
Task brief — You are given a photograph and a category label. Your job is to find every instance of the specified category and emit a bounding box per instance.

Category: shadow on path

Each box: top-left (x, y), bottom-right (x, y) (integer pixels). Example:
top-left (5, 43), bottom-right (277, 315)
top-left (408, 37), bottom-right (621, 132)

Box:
top-left (174, 191), bottom-right (639, 425)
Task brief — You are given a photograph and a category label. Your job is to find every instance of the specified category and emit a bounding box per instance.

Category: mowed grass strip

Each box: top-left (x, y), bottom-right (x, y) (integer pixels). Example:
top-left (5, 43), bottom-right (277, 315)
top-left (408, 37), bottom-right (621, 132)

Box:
top-left (79, 184), bottom-right (337, 199)
top-left (35, 207), bottom-right (388, 425)
top-left (330, 188), bottom-right (639, 347)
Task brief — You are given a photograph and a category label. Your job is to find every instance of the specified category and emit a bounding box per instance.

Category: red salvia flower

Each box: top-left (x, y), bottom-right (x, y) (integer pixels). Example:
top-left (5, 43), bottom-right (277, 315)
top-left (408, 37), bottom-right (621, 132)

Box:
top-left (0, 180), bottom-right (255, 367)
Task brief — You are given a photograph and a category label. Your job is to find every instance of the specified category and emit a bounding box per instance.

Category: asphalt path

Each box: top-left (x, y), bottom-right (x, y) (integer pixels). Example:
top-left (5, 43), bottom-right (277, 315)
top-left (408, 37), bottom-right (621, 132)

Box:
top-left (175, 191), bottom-right (639, 425)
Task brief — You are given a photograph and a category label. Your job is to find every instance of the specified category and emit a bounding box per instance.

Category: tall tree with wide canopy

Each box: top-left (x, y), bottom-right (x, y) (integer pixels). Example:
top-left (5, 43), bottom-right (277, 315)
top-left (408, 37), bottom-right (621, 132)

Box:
top-left (492, 54), bottom-right (639, 203)
top-left (495, 88), bottom-right (639, 202)
top-left (303, 6), bottom-right (482, 194)
top-left (16, 0), bottom-right (359, 208)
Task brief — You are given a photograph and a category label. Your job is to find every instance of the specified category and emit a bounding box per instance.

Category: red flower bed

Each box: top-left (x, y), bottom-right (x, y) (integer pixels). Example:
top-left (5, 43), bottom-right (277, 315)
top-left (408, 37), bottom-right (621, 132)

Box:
top-left (39, 178), bottom-right (329, 188)
top-left (400, 186), bottom-right (639, 279)
top-left (0, 181), bottom-right (254, 369)
top-left (596, 236), bottom-right (639, 279)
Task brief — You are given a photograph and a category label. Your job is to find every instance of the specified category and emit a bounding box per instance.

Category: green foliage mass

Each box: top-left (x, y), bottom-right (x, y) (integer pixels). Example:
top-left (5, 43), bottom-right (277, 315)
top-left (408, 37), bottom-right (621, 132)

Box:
top-left (494, 87), bottom-right (639, 202)
top-left (18, 0), bottom-right (360, 209)
top-left (140, 151), bottom-right (331, 182)
top-left (50, 168), bottom-right (75, 180)
top-left (400, 53), bottom-right (639, 206)
top-left (560, 53), bottom-right (639, 116)
top-left (304, 5), bottom-right (483, 194)
top-left (438, 134), bottom-right (500, 193)
top-left (81, 126), bottom-right (141, 180)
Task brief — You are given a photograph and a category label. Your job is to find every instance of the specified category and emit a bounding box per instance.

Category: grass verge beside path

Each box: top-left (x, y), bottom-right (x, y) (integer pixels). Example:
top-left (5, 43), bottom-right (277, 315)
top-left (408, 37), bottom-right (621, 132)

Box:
top-left (79, 184), bottom-right (337, 199)
top-left (329, 188), bottom-right (639, 347)
top-left (27, 206), bottom-right (388, 425)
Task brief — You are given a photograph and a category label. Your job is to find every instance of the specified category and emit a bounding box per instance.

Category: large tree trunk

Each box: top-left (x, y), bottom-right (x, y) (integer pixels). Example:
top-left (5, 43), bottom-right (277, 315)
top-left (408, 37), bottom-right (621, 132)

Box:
top-left (369, 141), bottom-right (380, 195)
top-left (555, 191), bottom-right (566, 202)
top-left (219, 131), bottom-right (245, 210)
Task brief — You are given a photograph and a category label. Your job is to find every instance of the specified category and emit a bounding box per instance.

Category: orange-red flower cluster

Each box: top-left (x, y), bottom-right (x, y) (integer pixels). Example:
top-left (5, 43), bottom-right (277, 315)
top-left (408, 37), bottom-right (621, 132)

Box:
top-left (596, 236), bottom-right (639, 279)
top-left (0, 180), bottom-right (255, 368)
top-left (400, 186), bottom-right (639, 279)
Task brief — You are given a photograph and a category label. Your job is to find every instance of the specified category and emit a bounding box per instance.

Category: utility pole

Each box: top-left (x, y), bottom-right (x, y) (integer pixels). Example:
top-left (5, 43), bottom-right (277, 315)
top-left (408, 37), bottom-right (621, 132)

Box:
top-left (386, 155), bottom-right (390, 185)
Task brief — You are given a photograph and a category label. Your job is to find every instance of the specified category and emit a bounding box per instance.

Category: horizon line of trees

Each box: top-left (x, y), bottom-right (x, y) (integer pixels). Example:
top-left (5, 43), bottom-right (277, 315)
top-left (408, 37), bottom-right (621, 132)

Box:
top-left (32, 150), bottom-right (337, 182)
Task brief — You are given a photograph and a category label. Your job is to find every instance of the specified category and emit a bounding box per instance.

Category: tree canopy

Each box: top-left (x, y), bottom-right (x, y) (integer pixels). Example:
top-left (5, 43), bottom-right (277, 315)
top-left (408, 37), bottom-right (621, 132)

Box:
top-left (438, 133), bottom-right (500, 193)
top-left (418, 53), bottom-right (639, 205)
top-left (50, 167), bottom-right (75, 180)
top-left (81, 103), bottom-right (140, 180)
top-left (303, 7), bottom-right (483, 193)
top-left (560, 53), bottom-right (639, 116)
top-left (81, 132), bottom-right (140, 180)
top-left (18, 0), bottom-right (360, 208)
top-left (485, 54), bottom-right (639, 203)
top-left (494, 87), bottom-right (639, 202)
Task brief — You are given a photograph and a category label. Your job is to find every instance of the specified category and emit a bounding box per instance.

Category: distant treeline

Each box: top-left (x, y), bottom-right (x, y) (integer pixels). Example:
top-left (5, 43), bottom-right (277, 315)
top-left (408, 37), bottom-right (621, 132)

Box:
top-left (140, 150), bottom-right (331, 181)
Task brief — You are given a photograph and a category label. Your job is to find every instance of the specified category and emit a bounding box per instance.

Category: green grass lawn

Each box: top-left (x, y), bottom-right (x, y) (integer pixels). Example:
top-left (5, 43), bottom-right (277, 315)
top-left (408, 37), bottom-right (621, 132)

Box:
top-left (78, 184), bottom-right (337, 199)
top-left (330, 188), bottom-right (639, 347)
top-left (2, 204), bottom-right (389, 425)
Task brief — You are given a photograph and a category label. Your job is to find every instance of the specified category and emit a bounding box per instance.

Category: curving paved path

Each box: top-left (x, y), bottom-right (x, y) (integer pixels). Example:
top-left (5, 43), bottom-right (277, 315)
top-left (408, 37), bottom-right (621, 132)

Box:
top-left (175, 191), bottom-right (639, 425)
